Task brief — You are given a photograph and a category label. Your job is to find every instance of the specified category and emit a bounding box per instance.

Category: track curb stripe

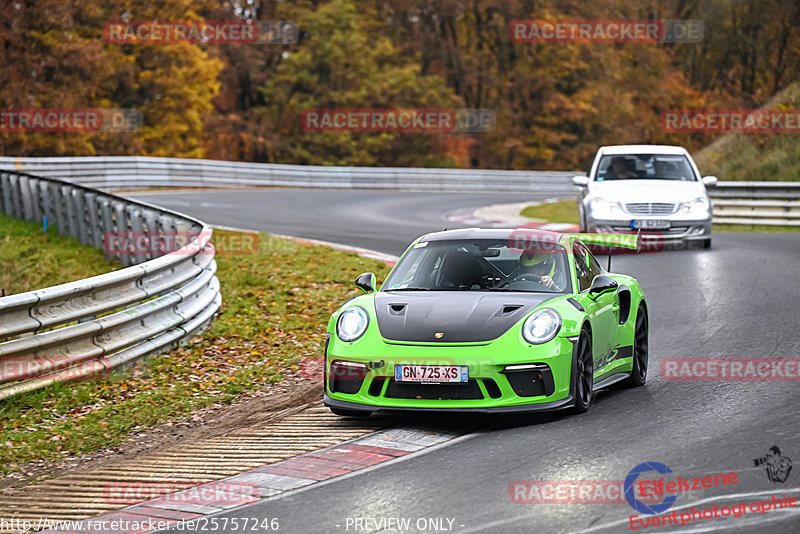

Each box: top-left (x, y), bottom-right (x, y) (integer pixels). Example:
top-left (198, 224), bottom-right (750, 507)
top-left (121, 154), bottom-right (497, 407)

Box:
top-left (40, 427), bottom-right (461, 533)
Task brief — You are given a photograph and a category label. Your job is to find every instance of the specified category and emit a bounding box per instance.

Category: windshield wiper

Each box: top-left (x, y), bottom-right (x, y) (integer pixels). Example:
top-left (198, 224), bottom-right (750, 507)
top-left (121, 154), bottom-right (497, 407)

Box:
top-left (385, 287), bottom-right (434, 291)
top-left (485, 287), bottom-right (540, 292)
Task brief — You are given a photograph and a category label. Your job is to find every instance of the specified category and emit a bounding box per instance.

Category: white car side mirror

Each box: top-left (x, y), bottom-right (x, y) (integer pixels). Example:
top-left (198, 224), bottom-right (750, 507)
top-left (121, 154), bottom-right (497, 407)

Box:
top-left (702, 176), bottom-right (718, 186)
top-left (573, 175), bottom-right (589, 187)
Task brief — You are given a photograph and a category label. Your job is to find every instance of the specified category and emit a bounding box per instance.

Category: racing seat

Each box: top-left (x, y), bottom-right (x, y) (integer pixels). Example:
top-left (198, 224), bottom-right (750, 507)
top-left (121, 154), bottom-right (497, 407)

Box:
top-left (437, 251), bottom-right (484, 289)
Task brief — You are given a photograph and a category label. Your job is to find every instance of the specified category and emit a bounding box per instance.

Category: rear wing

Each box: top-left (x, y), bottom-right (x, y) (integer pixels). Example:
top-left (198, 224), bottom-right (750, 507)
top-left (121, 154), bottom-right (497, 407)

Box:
top-left (567, 232), bottom-right (640, 251)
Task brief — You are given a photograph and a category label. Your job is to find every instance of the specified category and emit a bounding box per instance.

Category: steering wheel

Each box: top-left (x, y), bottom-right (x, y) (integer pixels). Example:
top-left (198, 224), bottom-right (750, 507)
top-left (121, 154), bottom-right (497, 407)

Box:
top-left (497, 269), bottom-right (547, 289)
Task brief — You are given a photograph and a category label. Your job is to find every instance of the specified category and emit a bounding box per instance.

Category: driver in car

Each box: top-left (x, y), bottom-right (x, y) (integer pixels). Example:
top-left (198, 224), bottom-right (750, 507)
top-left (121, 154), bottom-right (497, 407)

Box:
top-left (518, 251), bottom-right (565, 291)
top-left (608, 156), bottom-right (636, 179)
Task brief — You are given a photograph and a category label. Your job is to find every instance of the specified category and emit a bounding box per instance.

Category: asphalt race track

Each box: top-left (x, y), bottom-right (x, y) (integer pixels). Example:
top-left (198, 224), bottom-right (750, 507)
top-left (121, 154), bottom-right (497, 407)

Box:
top-left (127, 188), bottom-right (548, 255)
top-left (128, 188), bottom-right (800, 533)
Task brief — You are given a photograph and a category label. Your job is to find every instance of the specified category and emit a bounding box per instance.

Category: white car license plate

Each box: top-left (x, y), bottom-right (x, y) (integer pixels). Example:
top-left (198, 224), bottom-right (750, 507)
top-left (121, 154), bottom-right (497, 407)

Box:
top-left (631, 219), bottom-right (670, 230)
top-left (395, 365), bottom-right (468, 383)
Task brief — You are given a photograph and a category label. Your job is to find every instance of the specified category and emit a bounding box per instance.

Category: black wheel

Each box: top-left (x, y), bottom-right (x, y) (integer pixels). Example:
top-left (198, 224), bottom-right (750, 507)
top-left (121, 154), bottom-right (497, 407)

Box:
top-left (703, 238), bottom-right (711, 249)
top-left (329, 407), bottom-right (372, 418)
top-left (571, 327), bottom-right (594, 414)
top-left (623, 305), bottom-right (648, 388)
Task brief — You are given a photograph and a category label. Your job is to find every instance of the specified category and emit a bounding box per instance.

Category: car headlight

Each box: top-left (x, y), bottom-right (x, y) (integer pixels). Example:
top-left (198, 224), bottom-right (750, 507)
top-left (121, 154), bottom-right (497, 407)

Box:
top-left (590, 197), bottom-right (622, 218)
top-left (337, 306), bottom-right (369, 342)
top-left (680, 197), bottom-right (710, 214)
top-left (522, 309), bottom-right (562, 344)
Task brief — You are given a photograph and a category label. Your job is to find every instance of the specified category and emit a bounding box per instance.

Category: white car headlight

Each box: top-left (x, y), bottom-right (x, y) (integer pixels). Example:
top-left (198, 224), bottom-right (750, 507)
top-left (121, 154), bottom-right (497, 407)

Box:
top-left (522, 309), bottom-right (562, 344)
top-left (337, 306), bottom-right (369, 342)
top-left (590, 197), bottom-right (622, 218)
top-left (680, 197), bottom-right (710, 214)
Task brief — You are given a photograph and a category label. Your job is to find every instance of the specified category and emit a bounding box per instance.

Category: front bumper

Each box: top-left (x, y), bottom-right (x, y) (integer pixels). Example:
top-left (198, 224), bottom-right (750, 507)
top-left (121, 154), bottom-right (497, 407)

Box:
top-left (324, 335), bottom-right (580, 413)
top-left (324, 393), bottom-right (575, 414)
top-left (586, 216), bottom-right (712, 244)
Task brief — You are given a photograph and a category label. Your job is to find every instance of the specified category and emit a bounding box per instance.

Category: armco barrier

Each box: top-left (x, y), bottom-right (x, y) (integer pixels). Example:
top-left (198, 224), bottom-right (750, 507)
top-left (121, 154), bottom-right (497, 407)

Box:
top-left (709, 182), bottom-right (800, 226)
top-left (0, 156), bottom-right (578, 193)
top-left (1, 157), bottom-right (795, 226)
top-left (0, 170), bottom-right (221, 400)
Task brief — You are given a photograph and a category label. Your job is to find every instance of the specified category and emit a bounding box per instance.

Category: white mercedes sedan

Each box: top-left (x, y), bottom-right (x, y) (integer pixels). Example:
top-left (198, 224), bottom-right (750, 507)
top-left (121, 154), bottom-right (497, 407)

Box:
top-left (573, 145), bottom-right (718, 249)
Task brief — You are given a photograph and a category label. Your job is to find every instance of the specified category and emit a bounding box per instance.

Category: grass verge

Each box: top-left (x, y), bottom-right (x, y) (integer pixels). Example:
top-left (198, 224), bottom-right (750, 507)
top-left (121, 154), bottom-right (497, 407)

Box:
top-left (519, 201), bottom-right (800, 232)
top-left (520, 201), bottom-right (579, 224)
top-left (0, 222), bottom-right (391, 476)
top-left (0, 213), bottom-right (122, 295)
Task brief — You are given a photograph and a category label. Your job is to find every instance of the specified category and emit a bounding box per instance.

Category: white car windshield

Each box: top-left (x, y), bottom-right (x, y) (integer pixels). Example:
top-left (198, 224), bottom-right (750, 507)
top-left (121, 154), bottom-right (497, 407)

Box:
top-left (383, 239), bottom-right (572, 293)
top-left (596, 154), bottom-right (697, 181)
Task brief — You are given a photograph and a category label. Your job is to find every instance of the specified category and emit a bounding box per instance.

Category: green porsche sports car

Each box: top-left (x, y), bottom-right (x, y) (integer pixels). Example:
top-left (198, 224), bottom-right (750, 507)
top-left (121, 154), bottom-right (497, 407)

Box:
top-left (324, 228), bottom-right (648, 416)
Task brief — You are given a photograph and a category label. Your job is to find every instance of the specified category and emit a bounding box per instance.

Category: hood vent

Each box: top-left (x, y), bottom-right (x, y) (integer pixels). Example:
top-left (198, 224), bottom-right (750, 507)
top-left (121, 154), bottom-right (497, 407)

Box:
top-left (389, 304), bottom-right (407, 316)
top-left (499, 304), bottom-right (523, 316)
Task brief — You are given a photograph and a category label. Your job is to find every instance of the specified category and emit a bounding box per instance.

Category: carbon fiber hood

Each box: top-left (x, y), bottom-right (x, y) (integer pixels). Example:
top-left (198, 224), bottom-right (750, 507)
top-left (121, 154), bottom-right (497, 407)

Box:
top-left (374, 292), bottom-right (557, 343)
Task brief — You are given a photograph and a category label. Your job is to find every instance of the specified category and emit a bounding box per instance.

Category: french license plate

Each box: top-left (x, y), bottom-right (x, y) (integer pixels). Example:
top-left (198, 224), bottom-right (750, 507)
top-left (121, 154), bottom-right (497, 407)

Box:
top-left (395, 365), bottom-right (468, 383)
top-left (631, 219), bottom-right (670, 230)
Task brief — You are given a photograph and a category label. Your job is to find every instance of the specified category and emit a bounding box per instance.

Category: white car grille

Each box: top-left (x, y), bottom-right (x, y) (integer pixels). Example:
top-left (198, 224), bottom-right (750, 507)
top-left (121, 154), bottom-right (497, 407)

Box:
top-left (625, 202), bottom-right (677, 214)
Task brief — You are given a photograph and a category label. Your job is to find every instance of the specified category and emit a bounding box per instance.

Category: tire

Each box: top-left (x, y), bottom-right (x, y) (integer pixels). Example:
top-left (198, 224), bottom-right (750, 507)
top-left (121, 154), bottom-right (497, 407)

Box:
top-left (329, 407), bottom-right (372, 418)
top-left (623, 305), bottom-right (648, 388)
top-left (703, 238), bottom-right (711, 249)
top-left (571, 326), bottom-right (594, 414)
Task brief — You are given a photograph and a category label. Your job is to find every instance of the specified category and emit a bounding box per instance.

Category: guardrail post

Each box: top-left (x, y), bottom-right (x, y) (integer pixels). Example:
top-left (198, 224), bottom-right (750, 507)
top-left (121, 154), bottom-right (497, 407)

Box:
top-left (99, 197), bottom-right (115, 258)
top-left (19, 175), bottom-right (34, 222)
top-left (0, 173), bottom-right (13, 216)
top-left (143, 209), bottom-right (160, 260)
top-left (56, 185), bottom-right (71, 237)
top-left (111, 200), bottom-right (132, 266)
top-left (7, 174), bottom-right (23, 219)
top-left (85, 192), bottom-right (103, 249)
top-left (41, 182), bottom-right (57, 234)
top-left (73, 188), bottom-right (91, 245)
top-left (127, 204), bottom-right (147, 265)
top-left (28, 178), bottom-right (43, 224)
top-left (64, 186), bottom-right (82, 240)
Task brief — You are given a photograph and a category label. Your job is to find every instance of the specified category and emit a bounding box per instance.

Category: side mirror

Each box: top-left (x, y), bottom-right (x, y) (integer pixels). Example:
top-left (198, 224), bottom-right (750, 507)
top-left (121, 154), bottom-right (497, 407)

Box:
top-left (355, 272), bottom-right (376, 294)
top-left (573, 175), bottom-right (590, 187)
top-left (702, 175), bottom-right (718, 187)
top-left (589, 275), bottom-right (618, 297)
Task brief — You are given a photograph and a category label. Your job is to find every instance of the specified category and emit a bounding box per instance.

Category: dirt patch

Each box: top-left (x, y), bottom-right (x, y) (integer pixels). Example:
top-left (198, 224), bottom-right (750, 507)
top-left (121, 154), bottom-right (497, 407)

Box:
top-left (0, 377), bottom-right (323, 491)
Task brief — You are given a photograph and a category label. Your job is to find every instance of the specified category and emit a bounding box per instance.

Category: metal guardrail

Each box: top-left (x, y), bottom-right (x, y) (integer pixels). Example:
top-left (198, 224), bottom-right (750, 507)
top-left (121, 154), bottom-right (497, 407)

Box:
top-left (0, 170), bottom-right (221, 400)
top-left (2, 156), bottom-right (796, 226)
top-left (708, 182), bottom-right (800, 226)
top-left (0, 156), bottom-right (578, 193)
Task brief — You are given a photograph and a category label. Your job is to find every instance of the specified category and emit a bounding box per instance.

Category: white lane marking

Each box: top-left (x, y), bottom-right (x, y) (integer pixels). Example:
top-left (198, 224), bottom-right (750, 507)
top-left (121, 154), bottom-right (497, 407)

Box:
top-left (211, 224), bottom-right (260, 234)
top-left (270, 232), bottom-right (399, 263)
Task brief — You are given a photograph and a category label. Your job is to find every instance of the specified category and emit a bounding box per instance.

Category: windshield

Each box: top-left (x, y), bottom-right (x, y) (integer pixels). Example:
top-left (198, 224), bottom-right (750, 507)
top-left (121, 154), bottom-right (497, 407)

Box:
top-left (596, 154), bottom-right (697, 181)
top-left (383, 239), bottom-right (572, 293)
